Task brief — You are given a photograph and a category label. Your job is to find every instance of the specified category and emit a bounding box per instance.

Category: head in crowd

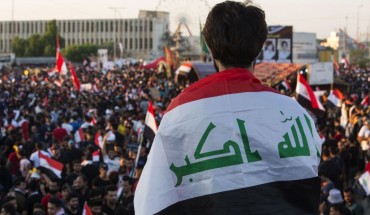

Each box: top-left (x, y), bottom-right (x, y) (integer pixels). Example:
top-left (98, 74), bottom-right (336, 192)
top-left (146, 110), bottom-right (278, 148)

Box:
top-left (202, 0), bottom-right (267, 70)
top-left (47, 197), bottom-right (62, 215)
top-left (104, 185), bottom-right (117, 206)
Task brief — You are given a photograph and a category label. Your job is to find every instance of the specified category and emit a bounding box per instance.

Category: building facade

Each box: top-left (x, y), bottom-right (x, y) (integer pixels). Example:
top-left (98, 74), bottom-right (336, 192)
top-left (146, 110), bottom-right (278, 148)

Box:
top-left (0, 10), bottom-right (169, 60)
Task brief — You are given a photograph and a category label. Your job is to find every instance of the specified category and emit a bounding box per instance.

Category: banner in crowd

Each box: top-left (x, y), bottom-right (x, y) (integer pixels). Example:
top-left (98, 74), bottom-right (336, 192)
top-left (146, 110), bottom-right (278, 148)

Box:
top-left (257, 26), bottom-right (293, 63)
top-left (308, 62), bottom-right (334, 85)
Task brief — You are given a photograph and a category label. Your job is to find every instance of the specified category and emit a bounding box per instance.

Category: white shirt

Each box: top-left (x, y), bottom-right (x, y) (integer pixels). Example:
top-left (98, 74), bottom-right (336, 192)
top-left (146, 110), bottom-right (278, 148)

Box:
top-left (104, 155), bottom-right (120, 175)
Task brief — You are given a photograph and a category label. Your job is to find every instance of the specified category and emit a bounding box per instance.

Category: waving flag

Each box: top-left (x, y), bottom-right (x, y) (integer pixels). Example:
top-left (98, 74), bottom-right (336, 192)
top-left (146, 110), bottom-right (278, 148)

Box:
top-left (39, 152), bottom-right (64, 178)
top-left (92, 150), bottom-right (100, 162)
top-left (295, 73), bottom-right (325, 116)
top-left (68, 62), bottom-right (81, 91)
top-left (361, 95), bottom-right (369, 108)
top-left (327, 89), bottom-right (345, 107)
top-left (143, 101), bottom-right (157, 143)
top-left (74, 127), bottom-right (85, 143)
top-left (134, 68), bottom-right (322, 215)
top-left (54, 36), bottom-right (68, 75)
top-left (82, 202), bottom-right (93, 215)
top-left (281, 80), bottom-right (292, 91)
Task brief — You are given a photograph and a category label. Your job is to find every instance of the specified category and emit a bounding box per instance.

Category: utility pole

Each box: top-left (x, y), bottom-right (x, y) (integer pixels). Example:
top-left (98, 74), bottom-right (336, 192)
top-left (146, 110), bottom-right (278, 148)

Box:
top-left (109, 7), bottom-right (125, 63)
top-left (357, 5), bottom-right (363, 42)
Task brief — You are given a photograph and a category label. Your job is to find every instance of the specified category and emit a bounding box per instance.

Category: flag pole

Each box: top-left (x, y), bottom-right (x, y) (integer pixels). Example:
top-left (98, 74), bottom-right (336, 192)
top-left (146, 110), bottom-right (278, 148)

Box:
top-left (132, 130), bottom-right (144, 178)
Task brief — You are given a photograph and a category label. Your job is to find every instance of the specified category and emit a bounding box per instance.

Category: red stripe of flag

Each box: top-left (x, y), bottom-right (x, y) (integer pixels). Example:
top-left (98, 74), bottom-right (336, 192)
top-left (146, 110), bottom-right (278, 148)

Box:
top-left (39, 152), bottom-right (64, 178)
top-left (68, 62), bottom-right (81, 91)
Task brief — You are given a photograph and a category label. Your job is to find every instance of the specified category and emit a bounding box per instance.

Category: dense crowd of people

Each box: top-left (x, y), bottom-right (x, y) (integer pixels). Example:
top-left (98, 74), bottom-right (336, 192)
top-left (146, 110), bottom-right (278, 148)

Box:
top-left (0, 61), bottom-right (368, 215)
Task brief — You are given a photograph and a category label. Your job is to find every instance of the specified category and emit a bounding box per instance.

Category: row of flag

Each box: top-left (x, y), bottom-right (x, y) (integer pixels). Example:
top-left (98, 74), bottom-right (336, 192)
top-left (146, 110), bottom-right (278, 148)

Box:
top-left (53, 35), bottom-right (81, 91)
top-left (295, 73), bottom-right (368, 115)
top-left (38, 101), bottom-right (157, 180)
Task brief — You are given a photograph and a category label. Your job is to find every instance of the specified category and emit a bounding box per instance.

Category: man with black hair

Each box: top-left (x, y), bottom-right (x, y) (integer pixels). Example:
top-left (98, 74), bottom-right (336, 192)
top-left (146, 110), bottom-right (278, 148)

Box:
top-left (87, 199), bottom-right (103, 215)
top-left (27, 180), bottom-right (43, 215)
top-left (117, 176), bottom-right (134, 208)
top-left (102, 185), bottom-right (117, 215)
top-left (343, 187), bottom-right (364, 215)
top-left (135, 1), bottom-right (322, 214)
top-left (14, 177), bottom-right (28, 215)
top-left (47, 197), bottom-right (64, 215)
top-left (41, 179), bottom-right (62, 213)
top-left (63, 192), bottom-right (81, 215)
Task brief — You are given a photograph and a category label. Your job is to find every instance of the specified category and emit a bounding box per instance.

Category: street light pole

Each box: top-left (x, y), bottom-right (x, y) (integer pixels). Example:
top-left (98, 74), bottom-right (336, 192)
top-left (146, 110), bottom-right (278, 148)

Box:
top-left (357, 5), bottom-right (363, 42)
top-left (109, 7), bottom-right (124, 63)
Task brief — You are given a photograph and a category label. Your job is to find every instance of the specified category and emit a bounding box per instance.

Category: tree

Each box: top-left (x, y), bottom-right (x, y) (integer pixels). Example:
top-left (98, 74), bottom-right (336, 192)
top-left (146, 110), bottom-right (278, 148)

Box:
top-left (350, 48), bottom-right (370, 67)
top-left (11, 37), bottom-right (27, 56)
top-left (24, 34), bottom-right (44, 56)
top-left (41, 20), bottom-right (64, 56)
top-left (63, 43), bottom-right (98, 62)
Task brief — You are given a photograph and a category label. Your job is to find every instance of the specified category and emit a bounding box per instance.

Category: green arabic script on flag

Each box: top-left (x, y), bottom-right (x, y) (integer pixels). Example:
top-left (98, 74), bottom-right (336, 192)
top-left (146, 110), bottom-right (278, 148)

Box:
top-left (169, 112), bottom-right (317, 187)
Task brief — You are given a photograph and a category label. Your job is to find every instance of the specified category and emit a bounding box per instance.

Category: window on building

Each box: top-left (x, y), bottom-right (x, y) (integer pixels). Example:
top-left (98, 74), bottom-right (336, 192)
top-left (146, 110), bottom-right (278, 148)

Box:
top-left (145, 38), bottom-right (148, 49)
top-left (149, 38), bottom-right (153, 49)
top-left (101, 21), bottom-right (104, 32)
top-left (149, 20), bottom-right (153, 32)
top-left (125, 38), bottom-right (128, 49)
top-left (110, 21), bottom-right (113, 32)
top-left (130, 38), bottom-right (133, 49)
top-left (139, 20), bottom-right (142, 32)
top-left (130, 21), bottom-right (132, 32)
top-left (68, 22), bottom-right (71, 33)
top-left (125, 21), bottom-right (128, 31)
top-left (86, 22), bottom-right (89, 32)
top-left (17, 23), bottom-right (20, 33)
top-left (106, 21), bottom-right (109, 31)
top-left (82, 22), bottom-right (84, 32)
top-left (135, 38), bottom-right (138, 49)
top-left (139, 38), bottom-right (142, 49)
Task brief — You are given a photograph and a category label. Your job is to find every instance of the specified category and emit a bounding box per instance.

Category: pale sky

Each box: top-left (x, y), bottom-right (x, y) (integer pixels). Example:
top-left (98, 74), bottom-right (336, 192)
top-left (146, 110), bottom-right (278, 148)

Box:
top-left (0, 0), bottom-right (369, 40)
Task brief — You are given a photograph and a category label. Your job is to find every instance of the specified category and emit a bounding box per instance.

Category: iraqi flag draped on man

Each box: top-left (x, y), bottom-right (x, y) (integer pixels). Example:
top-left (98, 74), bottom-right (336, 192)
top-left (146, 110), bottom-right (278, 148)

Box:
top-left (134, 68), bottom-right (322, 214)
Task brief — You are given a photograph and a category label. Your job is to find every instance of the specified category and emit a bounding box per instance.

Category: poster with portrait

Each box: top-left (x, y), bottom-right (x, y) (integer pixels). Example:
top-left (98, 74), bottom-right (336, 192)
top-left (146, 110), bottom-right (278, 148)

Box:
top-left (258, 26), bottom-right (293, 63)
top-left (262, 39), bottom-right (277, 63)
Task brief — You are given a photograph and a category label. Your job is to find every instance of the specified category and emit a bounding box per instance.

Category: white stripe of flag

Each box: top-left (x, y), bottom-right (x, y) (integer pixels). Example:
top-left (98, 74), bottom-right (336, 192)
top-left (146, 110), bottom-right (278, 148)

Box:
top-left (39, 152), bottom-right (63, 178)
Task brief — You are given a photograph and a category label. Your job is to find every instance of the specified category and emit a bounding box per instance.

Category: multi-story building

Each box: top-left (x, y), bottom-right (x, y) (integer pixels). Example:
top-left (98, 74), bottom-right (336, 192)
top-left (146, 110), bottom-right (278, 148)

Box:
top-left (0, 10), bottom-right (169, 60)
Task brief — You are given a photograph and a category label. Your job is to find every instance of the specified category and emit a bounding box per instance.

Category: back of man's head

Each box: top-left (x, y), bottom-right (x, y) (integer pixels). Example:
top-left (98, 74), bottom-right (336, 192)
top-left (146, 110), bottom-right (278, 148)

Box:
top-left (203, 0), bottom-right (267, 68)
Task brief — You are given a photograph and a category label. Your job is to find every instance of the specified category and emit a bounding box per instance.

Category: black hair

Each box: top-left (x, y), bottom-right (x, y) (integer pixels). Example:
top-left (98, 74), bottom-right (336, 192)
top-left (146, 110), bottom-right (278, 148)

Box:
top-left (48, 197), bottom-right (62, 208)
top-left (203, 0), bottom-right (267, 68)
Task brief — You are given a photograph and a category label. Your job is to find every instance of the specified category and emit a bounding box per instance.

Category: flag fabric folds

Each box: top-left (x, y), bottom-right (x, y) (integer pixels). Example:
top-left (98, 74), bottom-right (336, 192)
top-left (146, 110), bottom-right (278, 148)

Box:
top-left (361, 95), bottom-right (369, 107)
top-left (92, 150), bottom-right (100, 162)
top-left (54, 36), bottom-right (68, 75)
top-left (39, 152), bottom-right (64, 179)
top-left (295, 73), bottom-right (325, 116)
top-left (281, 80), bottom-right (292, 91)
top-left (82, 202), bottom-right (93, 215)
top-left (143, 101), bottom-right (157, 143)
top-left (74, 128), bottom-right (85, 143)
top-left (68, 62), bottom-right (81, 91)
top-left (134, 68), bottom-right (322, 215)
top-left (327, 89), bottom-right (345, 107)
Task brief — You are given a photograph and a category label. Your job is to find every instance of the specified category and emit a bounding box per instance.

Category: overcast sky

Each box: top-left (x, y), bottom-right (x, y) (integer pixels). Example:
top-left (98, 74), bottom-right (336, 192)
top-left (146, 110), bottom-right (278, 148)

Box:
top-left (0, 0), bottom-right (369, 40)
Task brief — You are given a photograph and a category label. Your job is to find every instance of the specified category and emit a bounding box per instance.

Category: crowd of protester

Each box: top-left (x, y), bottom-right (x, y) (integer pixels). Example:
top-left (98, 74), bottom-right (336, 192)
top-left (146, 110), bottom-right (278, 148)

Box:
top-left (0, 61), bottom-right (368, 215)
